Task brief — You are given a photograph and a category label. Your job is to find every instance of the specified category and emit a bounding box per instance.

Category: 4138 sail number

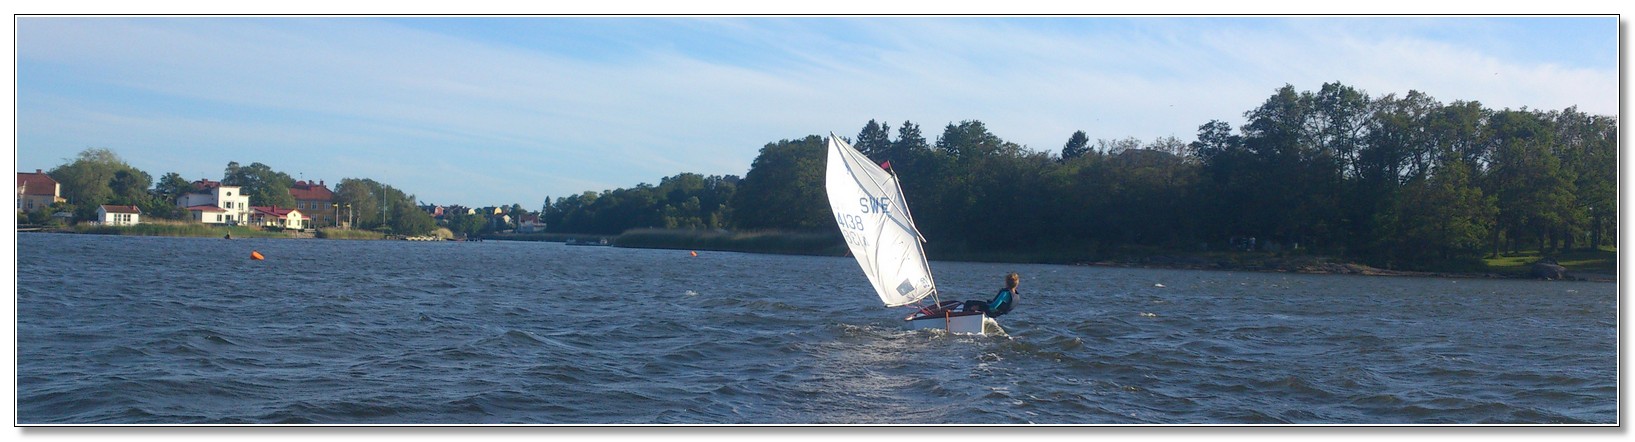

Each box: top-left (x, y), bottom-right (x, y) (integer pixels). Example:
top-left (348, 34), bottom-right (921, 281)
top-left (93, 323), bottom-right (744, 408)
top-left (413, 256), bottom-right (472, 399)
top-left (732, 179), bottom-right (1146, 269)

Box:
top-left (836, 213), bottom-right (868, 247)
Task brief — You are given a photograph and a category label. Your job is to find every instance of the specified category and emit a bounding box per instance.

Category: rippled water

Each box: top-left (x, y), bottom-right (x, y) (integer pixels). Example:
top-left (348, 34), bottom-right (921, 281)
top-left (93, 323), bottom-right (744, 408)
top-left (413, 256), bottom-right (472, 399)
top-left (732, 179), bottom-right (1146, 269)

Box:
top-left (14, 233), bottom-right (1617, 424)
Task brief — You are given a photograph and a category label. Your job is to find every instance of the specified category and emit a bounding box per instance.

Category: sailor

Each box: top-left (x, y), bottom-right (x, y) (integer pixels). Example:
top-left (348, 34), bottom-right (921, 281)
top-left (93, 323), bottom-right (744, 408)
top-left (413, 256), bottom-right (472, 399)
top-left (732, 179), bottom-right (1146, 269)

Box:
top-left (964, 272), bottom-right (1020, 317)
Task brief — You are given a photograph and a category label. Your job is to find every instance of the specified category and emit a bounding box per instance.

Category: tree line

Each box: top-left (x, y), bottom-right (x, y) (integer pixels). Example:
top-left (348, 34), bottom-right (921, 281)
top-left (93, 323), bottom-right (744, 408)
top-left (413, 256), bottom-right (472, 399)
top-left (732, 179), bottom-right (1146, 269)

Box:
top-left (25, 81), bottom-right (1613, 269)
top-left (542, 173), bottom-right (740, 235)
top-left (543, 82), bottom-right (1615, 270)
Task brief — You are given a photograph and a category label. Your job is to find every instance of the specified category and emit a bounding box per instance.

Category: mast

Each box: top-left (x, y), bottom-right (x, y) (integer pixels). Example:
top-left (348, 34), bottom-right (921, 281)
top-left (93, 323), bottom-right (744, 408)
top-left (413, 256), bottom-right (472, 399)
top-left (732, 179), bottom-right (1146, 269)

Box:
top-left (887, 163), bottom-right (939, 307)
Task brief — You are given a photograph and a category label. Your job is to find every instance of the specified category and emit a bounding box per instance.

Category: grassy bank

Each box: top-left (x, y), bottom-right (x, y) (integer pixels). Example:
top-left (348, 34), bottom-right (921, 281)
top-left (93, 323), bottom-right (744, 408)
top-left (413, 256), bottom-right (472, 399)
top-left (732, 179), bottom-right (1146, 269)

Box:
top-left (615, 228), bottom-right (847, 256)
top-left (484, 232), bottom-right (610, 243)
top-left (1483, 246), bottom-right (1617, 277)
top-left (73, 221), bottom-right (288, 238)
top-left (315, 228), bottom-right (388, 240)
top-left (67, 221), bottom-right (403, 241)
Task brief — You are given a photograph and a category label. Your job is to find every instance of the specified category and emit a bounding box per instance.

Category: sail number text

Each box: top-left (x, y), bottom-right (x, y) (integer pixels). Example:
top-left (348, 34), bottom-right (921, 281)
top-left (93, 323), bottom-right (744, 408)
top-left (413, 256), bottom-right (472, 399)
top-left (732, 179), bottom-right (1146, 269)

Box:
top-left (836, 213), bottom-right (868, 247)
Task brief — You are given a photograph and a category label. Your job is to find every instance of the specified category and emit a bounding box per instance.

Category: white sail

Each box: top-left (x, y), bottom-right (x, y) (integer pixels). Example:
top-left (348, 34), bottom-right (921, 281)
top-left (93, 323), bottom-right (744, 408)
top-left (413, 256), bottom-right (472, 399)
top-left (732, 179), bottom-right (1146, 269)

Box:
top-left (824, 134), bottom-right (937, 307)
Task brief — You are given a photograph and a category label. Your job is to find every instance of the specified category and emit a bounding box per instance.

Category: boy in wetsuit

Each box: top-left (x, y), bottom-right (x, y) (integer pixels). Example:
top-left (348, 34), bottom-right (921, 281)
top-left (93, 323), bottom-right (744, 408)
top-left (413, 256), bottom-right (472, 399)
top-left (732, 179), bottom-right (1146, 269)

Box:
top-left (964, 272), bottom-right (1019, 318)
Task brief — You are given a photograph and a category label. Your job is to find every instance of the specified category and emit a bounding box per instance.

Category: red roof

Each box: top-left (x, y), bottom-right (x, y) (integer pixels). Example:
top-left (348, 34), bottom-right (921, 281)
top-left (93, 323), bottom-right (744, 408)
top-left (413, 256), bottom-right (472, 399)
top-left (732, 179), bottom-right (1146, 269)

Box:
top-left (17, 170), bottom-right (59, 196)
top-left (185, 204), bottom-right (227, 213)
top-left (252, 206), bottom-right (310, 219)
top-left (100, 204), bottom-right (141, 214)
top-left (191, 179), bottom-right (223, 192)
top-left (288, 180), bottom-right (334, 201)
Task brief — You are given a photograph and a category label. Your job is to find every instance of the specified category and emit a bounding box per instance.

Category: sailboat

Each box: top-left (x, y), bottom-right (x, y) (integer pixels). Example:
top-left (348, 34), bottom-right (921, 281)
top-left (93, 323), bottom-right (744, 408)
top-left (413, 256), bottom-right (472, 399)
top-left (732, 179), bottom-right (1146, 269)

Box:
top-left (824, 133), bottom-right (999, 335)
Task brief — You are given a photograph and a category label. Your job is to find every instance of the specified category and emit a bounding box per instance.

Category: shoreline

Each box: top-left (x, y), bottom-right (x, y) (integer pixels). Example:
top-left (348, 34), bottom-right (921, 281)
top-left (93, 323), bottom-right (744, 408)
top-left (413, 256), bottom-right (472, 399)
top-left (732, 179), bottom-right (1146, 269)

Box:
top-left (595, 230), bottom-right (1618, 283)
top-left (23, 228), bottom-right (1615, 283)
top-left (1073, 258), bottom-right (1616, 283)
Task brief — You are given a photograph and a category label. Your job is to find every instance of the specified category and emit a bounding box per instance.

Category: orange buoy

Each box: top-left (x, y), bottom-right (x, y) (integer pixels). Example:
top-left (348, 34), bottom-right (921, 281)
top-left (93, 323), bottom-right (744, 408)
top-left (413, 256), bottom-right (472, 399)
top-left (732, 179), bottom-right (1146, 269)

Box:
top-left (250, 250), bottom-right (265, 260)
top-left (690, 251), bottom-right (698, 257)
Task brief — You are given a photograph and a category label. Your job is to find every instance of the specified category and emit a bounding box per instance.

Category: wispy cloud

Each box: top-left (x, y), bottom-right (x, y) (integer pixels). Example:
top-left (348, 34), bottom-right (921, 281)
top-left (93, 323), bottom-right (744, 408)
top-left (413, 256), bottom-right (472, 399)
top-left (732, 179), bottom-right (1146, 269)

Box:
top-left (15, 16), bottom-right (1616, 206)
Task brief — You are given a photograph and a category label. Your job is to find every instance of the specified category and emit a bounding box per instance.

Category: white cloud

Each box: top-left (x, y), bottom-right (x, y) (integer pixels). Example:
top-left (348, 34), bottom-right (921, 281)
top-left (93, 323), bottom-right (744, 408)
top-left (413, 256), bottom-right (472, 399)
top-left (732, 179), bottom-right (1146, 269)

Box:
top-left (15, 17), bottom-right (1616, 207)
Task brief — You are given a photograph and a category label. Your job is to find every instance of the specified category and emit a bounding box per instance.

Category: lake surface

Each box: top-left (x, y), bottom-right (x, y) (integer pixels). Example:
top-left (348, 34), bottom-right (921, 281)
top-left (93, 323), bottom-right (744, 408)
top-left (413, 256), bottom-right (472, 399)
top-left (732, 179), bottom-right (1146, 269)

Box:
top-left (14, 233), bottom-right (1618, 424)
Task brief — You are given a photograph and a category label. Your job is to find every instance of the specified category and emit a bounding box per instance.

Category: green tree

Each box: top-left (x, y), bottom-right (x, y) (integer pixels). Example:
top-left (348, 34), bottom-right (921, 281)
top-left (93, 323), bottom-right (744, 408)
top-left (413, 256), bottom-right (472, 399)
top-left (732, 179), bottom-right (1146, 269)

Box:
top-left (153, 172), bottom-right (193, 205)
top-left (1373, 160), bottom-right (1496, 269)
top-left (1351, 91), bottom-right (1434, 256)
top-left (446, 212), bottom-right (486, 238)
top-left (1190, 119), bottom-right (1254, 243)
top-left (729, 135), bottom-right (830, 231)
top-left (1061, 130), bottom-right (1091, 161)
top-left (391, 200), bottom-right (437, 235)
top-left (935, 120), bottom-right (1012, 160)
top-left (701, 175), bottom-right (739, 229)
top-left (658, 173), bottom-right (707, 229)
top-left (333, 177), bottom-right (428, 234)
top-left (222, 161), bottom-right (297, 208)
top-left (888, 121), bottom-right (929, 161)
top-left (855, 119), bottom-right (892, 160)
top-left (109, 169), bottom-right (153, 206)
top-left (48, 148), bottom-right (149, 221)
top-left (146, 172), bottom-right (194, 220)
top-left (1549, 107), bottom-right (1617, 250)
top-left (1310, 82), bottom-right (1372, 180)
top-left (1486, 109), bottom-right (1578, 254)
top-left (545, 191), bottom-right (600, 233)
top-left (1242, 84), bottom-right (1343, 250)
top-left (1095, 137), bottom-right (1143, 155)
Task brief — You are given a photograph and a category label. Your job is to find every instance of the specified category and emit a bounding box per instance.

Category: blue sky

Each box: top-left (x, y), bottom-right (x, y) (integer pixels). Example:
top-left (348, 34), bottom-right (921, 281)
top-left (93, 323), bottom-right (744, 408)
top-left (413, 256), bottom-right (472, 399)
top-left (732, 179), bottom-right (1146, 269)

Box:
top-left (12, 16), bottom-right (1620, 208)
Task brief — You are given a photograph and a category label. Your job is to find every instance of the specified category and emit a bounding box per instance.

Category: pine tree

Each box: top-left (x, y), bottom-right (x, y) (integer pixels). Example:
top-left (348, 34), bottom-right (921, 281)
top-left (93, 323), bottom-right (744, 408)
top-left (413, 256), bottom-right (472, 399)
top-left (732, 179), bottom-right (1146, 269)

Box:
top-left (1061, 130), bottom-right (1090, 161)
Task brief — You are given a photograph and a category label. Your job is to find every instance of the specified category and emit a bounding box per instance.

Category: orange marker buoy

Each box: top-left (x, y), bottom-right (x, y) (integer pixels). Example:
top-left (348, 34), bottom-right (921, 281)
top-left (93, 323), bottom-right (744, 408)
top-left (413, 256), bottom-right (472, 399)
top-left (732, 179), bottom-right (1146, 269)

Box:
top-left (251, 250), bottom-right (265, 260)
top-left (690, 251), bottom-right (698, 257)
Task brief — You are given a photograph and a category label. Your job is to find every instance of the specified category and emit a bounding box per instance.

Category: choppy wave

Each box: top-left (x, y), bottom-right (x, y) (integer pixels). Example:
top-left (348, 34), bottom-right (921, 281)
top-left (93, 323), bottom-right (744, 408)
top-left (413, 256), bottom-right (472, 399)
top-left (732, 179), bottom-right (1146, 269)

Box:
top-left (15, 233), bottom-right (1617, 424)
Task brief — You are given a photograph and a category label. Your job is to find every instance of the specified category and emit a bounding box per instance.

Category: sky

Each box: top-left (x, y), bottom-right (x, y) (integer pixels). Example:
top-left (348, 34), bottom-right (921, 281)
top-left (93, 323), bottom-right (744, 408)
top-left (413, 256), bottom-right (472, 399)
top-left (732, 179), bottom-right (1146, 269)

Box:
top-left (10, 15), bottom-right (1621, 209)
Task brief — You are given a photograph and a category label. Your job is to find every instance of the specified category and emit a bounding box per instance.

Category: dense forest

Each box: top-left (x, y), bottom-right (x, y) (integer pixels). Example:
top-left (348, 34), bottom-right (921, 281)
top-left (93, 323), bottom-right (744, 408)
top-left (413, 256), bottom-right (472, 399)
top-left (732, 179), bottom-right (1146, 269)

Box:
top-left (543, 82), bottom-right (1617, 270)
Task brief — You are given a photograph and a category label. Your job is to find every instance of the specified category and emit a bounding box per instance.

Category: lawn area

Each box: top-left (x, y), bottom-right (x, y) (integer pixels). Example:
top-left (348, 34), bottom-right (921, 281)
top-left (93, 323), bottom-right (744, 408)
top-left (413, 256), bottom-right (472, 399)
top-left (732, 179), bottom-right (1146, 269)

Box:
top-left (74, 221), bottom-right (289, 238)
top-left (1483, 246), bottom-right (1617, 276)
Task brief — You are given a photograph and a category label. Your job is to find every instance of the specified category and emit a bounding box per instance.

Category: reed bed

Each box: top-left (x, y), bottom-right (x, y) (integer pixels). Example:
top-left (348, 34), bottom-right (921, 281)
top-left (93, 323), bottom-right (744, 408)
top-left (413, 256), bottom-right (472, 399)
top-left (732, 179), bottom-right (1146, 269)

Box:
top-left (614, 228), bottom-right (845, 256)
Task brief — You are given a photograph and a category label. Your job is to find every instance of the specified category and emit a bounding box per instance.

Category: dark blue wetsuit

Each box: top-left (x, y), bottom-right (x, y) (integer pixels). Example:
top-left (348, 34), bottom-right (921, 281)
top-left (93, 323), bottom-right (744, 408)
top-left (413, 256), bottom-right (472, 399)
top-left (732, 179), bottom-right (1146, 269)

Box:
top-left (964, 289), bottom-right (1017, 317)
top-left (987, 289), bottom-right (1016, 317)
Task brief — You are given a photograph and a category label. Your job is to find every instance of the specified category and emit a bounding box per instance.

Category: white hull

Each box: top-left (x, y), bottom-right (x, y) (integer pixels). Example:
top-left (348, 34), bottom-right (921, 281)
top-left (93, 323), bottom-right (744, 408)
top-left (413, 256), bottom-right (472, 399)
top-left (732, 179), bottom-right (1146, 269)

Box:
top-left (905, 312), bottom-right (1000, 335)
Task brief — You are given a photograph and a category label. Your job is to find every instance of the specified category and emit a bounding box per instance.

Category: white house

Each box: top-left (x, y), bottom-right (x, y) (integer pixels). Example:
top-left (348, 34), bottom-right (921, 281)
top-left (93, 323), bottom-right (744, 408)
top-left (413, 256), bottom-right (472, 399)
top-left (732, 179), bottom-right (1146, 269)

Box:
top-left (185, 205), bottom-right (229, 224)
top-left (175, 179), bottom-right (251, 224)
top-left (517, 213), bottom-right (546, 233)
top-left (97, 205), bottom-right (142, 226)
top-left (250, 206), bottom-right (308, 230)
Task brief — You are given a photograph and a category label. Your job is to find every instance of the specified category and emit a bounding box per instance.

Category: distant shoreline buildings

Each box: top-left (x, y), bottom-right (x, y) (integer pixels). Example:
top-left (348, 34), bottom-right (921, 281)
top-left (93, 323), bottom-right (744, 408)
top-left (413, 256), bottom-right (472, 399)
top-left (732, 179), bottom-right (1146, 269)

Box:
top-left (15, 169), bottom-right (65, 213)
top-left (19, 170), bottom-right (533, 233)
